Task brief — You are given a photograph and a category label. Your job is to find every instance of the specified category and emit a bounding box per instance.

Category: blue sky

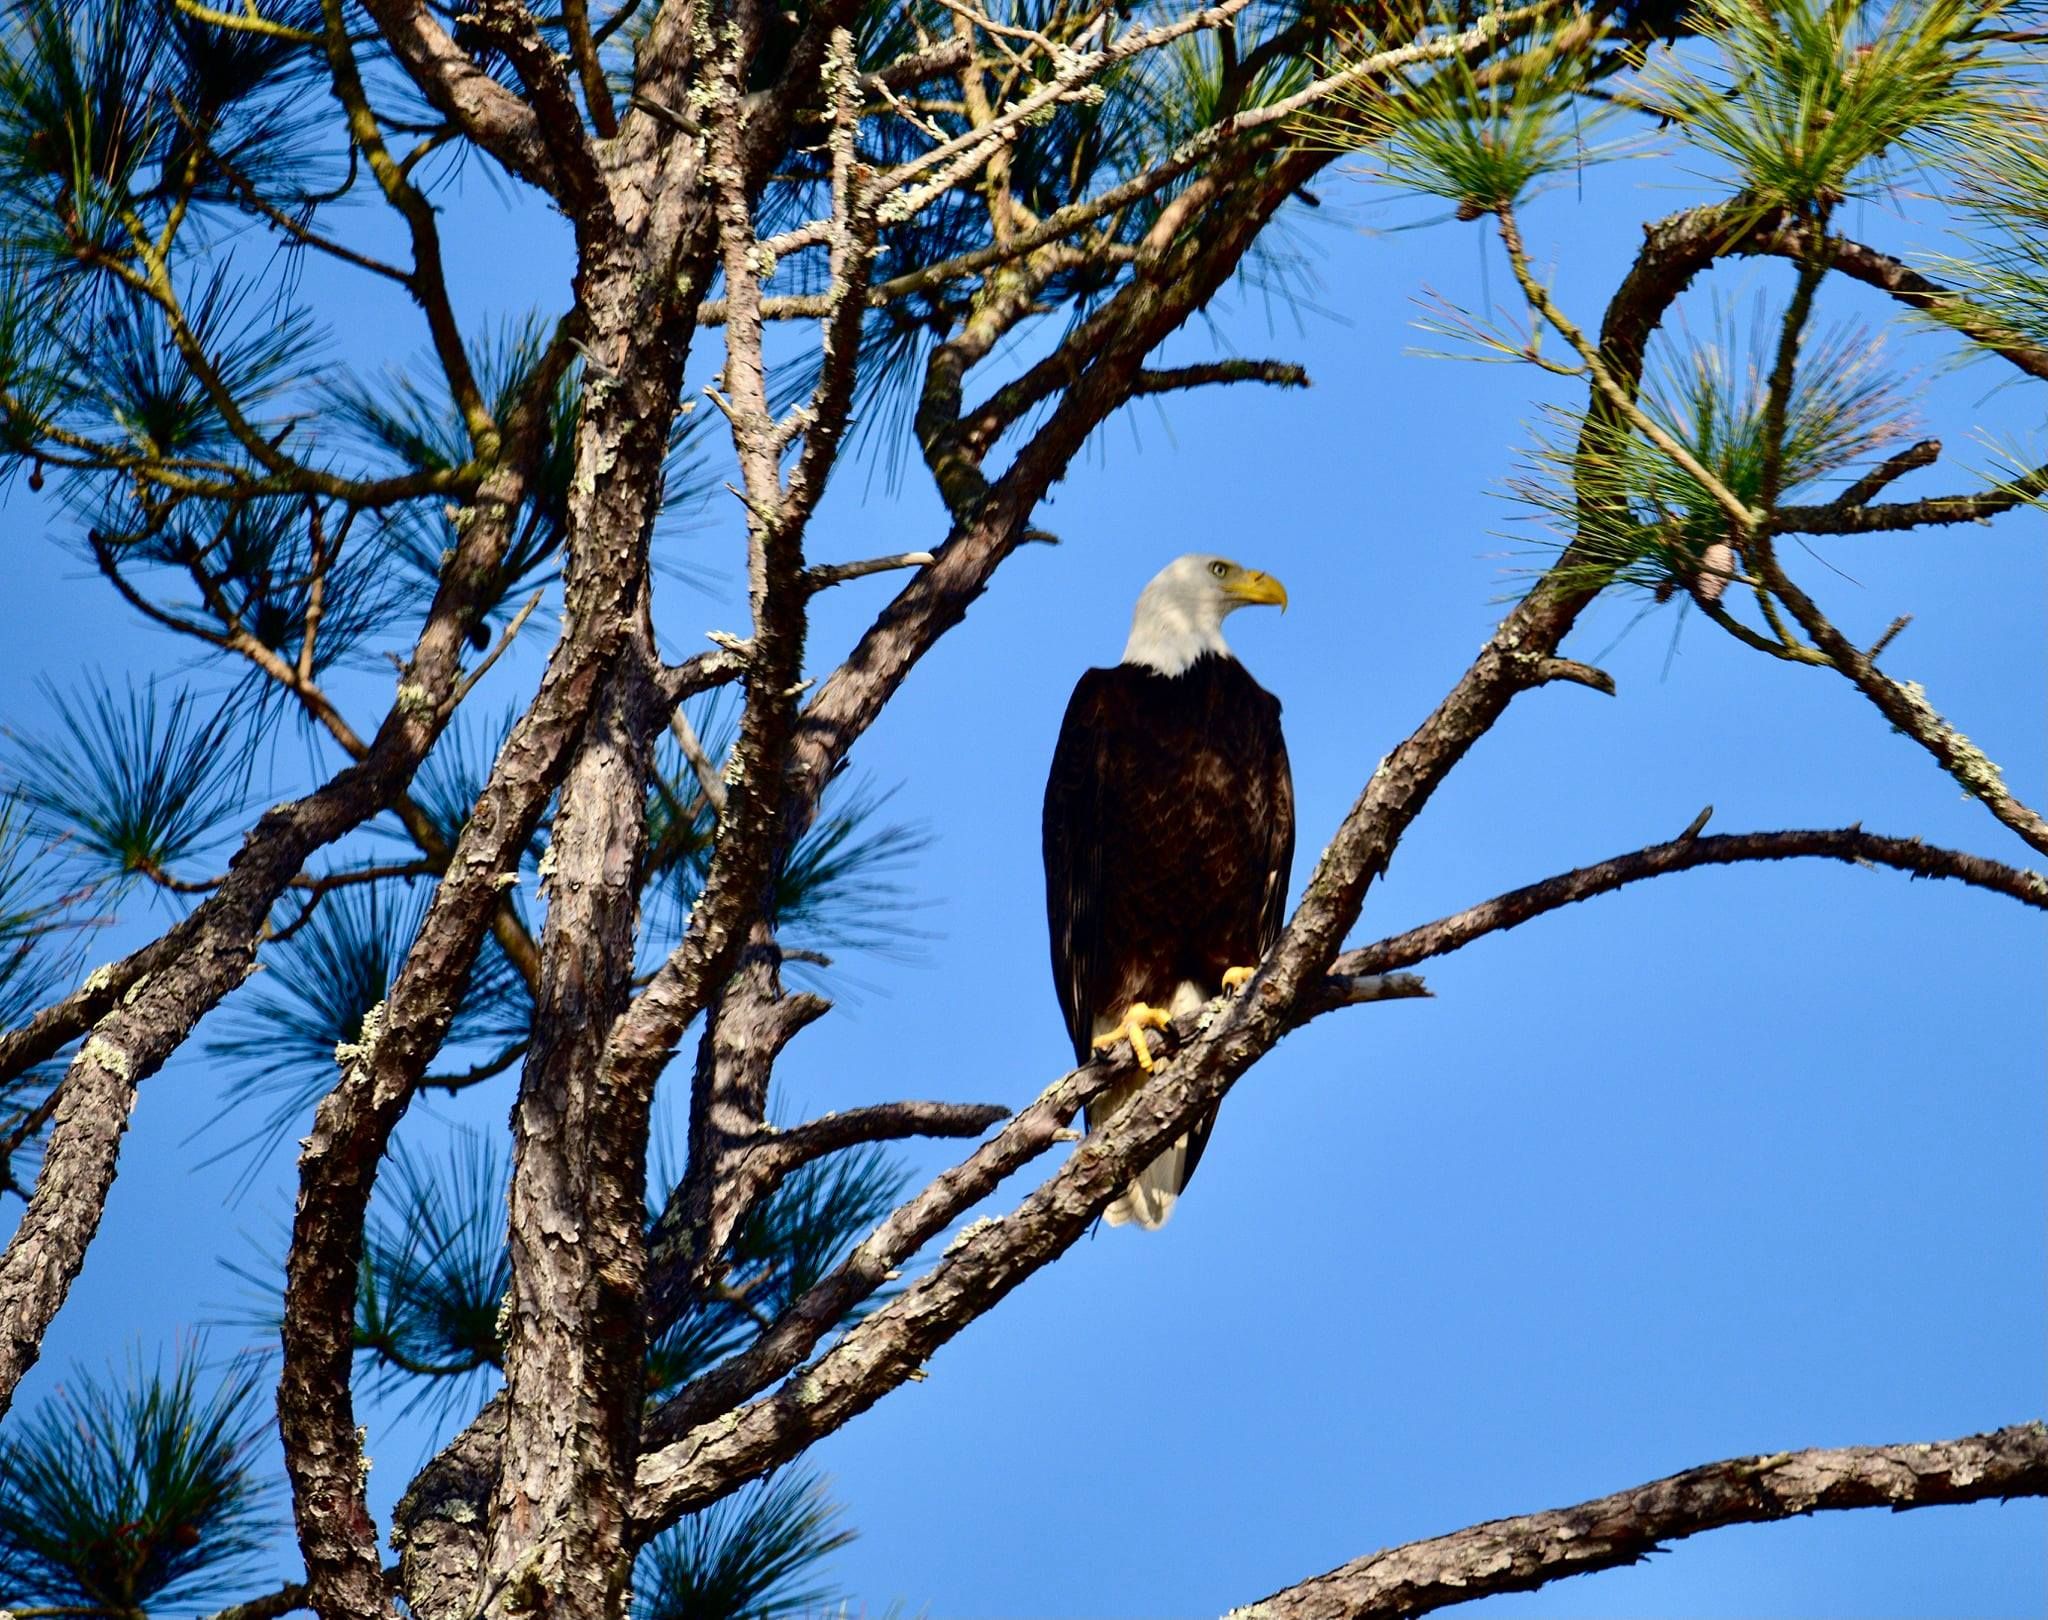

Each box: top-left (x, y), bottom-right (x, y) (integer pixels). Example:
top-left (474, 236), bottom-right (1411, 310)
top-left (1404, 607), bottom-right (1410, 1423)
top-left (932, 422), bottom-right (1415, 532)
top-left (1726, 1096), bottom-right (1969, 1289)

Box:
top-left (0, 71), bottom-right (2041, 1620)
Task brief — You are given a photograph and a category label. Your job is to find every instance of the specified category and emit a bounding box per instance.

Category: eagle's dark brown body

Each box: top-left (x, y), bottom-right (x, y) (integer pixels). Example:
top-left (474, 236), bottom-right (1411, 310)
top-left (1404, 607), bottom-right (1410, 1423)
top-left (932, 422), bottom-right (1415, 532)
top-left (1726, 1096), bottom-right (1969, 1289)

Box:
top-left (1042, 651), bottom-right (1294, 1222)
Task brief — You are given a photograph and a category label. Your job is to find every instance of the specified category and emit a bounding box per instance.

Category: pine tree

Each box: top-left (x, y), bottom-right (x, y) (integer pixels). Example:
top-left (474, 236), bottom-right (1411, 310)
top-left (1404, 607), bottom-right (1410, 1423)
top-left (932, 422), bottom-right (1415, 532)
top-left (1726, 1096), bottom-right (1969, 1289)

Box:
top-left (0, 0), bottom-right (2040, 1616)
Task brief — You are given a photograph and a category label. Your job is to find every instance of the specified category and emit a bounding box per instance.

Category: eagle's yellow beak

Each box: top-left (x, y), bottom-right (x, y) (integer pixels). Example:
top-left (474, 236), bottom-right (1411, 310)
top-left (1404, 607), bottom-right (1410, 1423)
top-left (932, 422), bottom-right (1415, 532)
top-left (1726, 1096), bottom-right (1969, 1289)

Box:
top-left (1227, 569), bottom-right (1288, 611)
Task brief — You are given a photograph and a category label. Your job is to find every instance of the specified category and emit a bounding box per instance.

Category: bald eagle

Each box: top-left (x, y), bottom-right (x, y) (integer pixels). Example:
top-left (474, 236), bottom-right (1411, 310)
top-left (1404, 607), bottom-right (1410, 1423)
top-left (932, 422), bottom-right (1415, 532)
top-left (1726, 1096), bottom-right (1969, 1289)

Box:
top-left (1042, 555), bottom-right (1295, 1229)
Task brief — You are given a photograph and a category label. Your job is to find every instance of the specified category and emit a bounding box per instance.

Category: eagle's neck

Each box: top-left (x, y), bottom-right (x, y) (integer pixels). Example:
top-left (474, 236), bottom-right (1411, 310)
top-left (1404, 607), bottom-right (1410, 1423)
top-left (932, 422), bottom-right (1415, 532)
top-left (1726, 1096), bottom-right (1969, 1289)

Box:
top-left (1121, 585), bottom-right (1231, 675)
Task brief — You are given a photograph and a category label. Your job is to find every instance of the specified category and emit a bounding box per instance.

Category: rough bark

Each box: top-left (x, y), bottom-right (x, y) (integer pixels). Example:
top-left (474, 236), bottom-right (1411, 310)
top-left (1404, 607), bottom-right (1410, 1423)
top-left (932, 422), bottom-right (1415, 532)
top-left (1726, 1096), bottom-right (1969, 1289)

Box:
top-left (646, 938), bottom-right (1004, 1332)
top-left (390, 8), bottom-right (887, 1610)
top-left (289, 202), bottom-right (714, 1615)
top-left (0, 425), bottom-right (548, 1429)
top-left (1234, 1424), bottom-right (2048, 1619)
top-left (488, 642), bottom-right (665, 1620)
top-left (279, 625), bottom-right (624, 1620)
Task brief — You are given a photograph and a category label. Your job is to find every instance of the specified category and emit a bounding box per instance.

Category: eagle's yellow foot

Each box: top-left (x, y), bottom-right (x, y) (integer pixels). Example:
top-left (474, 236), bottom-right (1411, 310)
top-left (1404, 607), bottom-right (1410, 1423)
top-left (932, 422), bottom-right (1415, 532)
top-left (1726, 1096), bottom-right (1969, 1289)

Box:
top-left (1093, 1003), bottom-right (1171, 1071)
top-left (1221, 965), bottom-right (1258, 993)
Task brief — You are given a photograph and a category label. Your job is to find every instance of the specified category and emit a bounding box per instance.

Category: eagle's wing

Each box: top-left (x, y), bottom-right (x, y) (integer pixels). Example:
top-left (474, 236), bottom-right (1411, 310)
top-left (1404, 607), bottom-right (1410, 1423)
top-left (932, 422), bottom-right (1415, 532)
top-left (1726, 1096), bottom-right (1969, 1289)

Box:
top-left (1042, 670), bottom-right (1116, 1065)
top-left (1257, 689), bottom-right (1296, 954)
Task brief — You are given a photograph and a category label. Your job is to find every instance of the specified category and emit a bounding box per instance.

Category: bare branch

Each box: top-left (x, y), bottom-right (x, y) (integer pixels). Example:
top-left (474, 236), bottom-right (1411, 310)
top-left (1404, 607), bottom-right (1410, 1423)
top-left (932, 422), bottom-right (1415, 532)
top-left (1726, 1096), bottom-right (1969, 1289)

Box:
top-left (1130, 359), bottom-right (1309, 395)
top-left (804, 552), bottom-right (937, 591)
top-left (1738, 224), bottom-right (2048, 384)
top-left (1772, 462), bottom-right (2048, 535)
top-left (563, 0), bottom-right (620, 137)
top-left (1332, 825), bottom-right (2048, 982)
top-left (863, 35), bottom-right (973, 91)
top-left (764, 1100), bottom-right (1010, 1169)
top-left (1866, 613), bottom-right (1912, 663)
top-left (1235, 1423), bottom-right (2048, 1619)
top-left (456, 0), bottom-right (611, 211)
top-left (669, 705), bottom-right (728, 817)
top-left (646, 942), bottom-right (827, 1335)
top-left (200, 1585), bottom-right (310, 1620)
top-left (1748, 548), bottom-right (2048, 855)
top-left (865, 0), bottom-right (1255, 227)
top-left (203, 140), bottom-right (410, 284)
top-left (424, 1039), bottom-right (530, 1093)
top-left (452, 589), bottom-right (546, 706)
top-left (1838, 437), bottom-right (1942, 508)
top-left (199, 1564), bottom-right (401, 1620)
top-left (1322, 973), bottom-right (1431, 1006)
top-left (1522, 655), bottom-right (1616, 693)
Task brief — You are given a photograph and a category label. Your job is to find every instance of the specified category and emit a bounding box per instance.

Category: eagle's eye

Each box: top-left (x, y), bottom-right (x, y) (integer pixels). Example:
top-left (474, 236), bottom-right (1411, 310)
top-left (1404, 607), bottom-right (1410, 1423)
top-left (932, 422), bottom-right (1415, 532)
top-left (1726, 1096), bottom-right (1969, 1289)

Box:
top-left (1209, 560), bottom-right (1228, 578)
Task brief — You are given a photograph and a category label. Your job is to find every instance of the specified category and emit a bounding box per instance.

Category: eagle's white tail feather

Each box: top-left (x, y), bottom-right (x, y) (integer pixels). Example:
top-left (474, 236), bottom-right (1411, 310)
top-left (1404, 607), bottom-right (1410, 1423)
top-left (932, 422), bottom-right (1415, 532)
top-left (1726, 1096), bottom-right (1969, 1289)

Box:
top-left (1087, 1071), bottom-right (1192, 1231)
top-left (1090, 981), bottom-right (1209, 1231)
top-left (1102, 1132), bottom-right (1189, 1228)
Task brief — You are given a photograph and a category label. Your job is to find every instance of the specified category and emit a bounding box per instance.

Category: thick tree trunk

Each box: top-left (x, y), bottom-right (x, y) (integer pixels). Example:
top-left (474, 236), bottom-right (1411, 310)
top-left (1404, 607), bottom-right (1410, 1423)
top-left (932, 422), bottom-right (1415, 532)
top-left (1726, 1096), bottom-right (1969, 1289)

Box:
top-left (490, 642), bottom-right (665, 1620)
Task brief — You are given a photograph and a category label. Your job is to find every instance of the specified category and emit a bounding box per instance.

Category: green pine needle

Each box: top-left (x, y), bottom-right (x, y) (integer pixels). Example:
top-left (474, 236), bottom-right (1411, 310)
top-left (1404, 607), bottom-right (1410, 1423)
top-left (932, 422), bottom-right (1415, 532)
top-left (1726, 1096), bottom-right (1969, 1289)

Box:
top-left (1507, 298), bottom-right (1913, 592)
top-left (0, 0), bottom-right (332, 261)
top-left (0, 792), bottom-right (76, 1021)
top-left (1916, 112), bottom-right (2048, 357)
top-left (727, 1146), bottom-right (910, 1319)
top-left (203, 881), bottom-right (532, 1169)
top-left (0, 795), bottom-right (80, 1191)
top-left (646, 697), bottom-right (932, 964)
top-left (404, 705), bottom-right (550, 870)
top-left (1302, 8), bottom-right (1636, 217)
top-left (647, 1144), bottom-right (911, 1394)
top-left (76, 273), bottom-right (314, 460)
top-left (354, 1129), bottom-right (514, 1417)
top-left (0, 1341), bottom-right (278, 1615)
top-left (338, 317), bottom-right (713, 635)
top-left (1647, 0), bottom-right (2023, 211)
top-left (5, 674), bottom-right (251, 892)
top-left (635, 1470), bottom-right (855, 1620)
top-left (0, 0), bottom-right (163, 258)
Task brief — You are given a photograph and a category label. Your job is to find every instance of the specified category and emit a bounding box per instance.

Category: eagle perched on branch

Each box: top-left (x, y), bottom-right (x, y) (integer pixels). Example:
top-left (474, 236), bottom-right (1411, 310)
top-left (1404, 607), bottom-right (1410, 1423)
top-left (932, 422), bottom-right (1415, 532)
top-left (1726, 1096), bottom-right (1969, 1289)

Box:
top-left (1042, 554), bottom-right (1295, 1228)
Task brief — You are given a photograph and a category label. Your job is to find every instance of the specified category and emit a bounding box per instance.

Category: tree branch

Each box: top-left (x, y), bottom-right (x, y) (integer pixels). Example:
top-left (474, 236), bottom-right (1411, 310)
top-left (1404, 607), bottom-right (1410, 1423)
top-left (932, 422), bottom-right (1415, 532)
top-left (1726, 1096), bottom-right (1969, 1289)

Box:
top-left (320, 0), bottom-right (497, 452)
top-left (457, 0), bottom-right (611, 212)
top-left (1837, 438), bottom-right (1943, 509)
top-left (1746, 544), bottom-right (2048, 855)
top-left (1130, 359), bottom-right (1310, 395)
top-left (352, 0), bottom-right (558, 194)
top-left (1738, 224), bottom-right (2048, 384)
top-left (803, 552), bottom-right (938, 592)
top-left (1233, 1423), bottom-right (2048, 1619)
top-left (764, 1100), bottom-right (1010, 1168)
top-left (1772, 462), bottom-right (2048, 535)
top-left (623, 194), bottom-right (1869, 1530)
top-left (1331, 824), bottom-right (2048, 982)
top-left (562, 0), bottom-right (619, 136)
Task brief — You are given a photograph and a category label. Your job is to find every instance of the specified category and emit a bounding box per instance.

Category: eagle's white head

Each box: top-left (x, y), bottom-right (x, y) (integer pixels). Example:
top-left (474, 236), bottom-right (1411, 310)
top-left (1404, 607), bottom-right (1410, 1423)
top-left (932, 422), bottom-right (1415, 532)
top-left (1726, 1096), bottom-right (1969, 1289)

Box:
top-left (1121, 553), bottom-right (1289, 676)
